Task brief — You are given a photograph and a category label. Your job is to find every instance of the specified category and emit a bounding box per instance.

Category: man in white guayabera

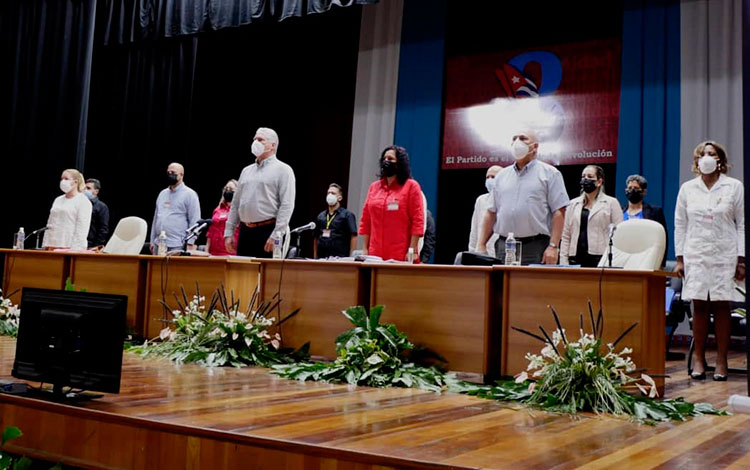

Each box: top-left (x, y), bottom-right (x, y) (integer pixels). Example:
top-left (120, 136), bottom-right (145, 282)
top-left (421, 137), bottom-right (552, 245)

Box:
top-left (224, 127), bottom-right (296, 258)
top-left (477, 130), bottom-right (569, 265)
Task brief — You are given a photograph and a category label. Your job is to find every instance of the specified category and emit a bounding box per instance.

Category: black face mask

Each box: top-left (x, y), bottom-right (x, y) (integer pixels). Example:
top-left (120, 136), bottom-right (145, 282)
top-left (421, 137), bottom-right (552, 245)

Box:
top-left (580, 178), bottom-right (597, 194)
top-left (625, 189), bottom-right (643, 204)
top-left (381, 160), bottom-right (397, 177)
top-left (223, 190), bottom-right (234, 202)
top-left (167, 173), bottom-right (179, 185)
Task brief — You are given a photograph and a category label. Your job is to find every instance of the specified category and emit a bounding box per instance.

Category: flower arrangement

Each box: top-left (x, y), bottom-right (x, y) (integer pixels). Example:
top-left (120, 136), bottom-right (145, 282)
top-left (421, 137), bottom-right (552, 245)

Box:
top-left (272, 305), bottom-right (448, 392)
top-left (456, 302), bottom-right (727, 424)
top-left (129, 284), bottom-right (306, 367)
top-left (0, 290), bottom-right (20, 338)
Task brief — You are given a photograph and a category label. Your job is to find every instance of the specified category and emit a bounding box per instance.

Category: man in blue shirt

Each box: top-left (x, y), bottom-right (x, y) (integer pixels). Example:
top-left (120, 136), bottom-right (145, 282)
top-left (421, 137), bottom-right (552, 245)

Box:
top-left (150, 162), bottom-right (201, 253)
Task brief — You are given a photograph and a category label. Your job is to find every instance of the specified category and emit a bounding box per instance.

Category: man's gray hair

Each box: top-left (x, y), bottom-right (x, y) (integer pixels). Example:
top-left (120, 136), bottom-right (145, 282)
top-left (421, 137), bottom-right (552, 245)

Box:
top-left (256, 127), bottom-right (279, 153)
top-left (625, 174), bottom-right (648, 190)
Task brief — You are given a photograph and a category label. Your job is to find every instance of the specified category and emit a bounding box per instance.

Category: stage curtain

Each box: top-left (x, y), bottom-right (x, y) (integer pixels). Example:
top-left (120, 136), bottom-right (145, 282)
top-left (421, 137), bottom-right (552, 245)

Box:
top-left (0, 0), bottom-right (97, 238)
top-left (98, 0), bottom-right (378, 45)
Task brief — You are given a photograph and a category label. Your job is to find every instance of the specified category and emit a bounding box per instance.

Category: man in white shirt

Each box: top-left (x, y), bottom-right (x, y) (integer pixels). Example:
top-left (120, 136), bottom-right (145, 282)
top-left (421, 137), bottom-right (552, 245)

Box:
top-left (468, 165), bottom-right (501, 257)
top-left (477, 131), bottom-right (568, 265)
top-left (225, 127), bottom-right (296, 257)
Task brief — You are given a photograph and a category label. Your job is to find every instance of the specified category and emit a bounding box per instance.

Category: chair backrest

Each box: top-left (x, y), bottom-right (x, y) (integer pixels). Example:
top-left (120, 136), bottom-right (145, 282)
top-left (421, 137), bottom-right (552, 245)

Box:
top-left (103, 217), bottom-right (148, 255)
top-left (597, 219), bottom-right (666, 270)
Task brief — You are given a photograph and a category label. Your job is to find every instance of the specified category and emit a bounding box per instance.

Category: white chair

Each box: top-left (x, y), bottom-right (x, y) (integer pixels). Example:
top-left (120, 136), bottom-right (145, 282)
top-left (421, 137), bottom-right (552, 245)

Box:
top-left (103, 217), bottom-right (148, 255)
top-left (598, 219), bottom-right (666, 270)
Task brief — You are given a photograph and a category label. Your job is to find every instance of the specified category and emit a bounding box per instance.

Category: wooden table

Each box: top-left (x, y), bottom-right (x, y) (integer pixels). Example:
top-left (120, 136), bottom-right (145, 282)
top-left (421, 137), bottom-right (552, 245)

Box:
top-left (0, 250), bottom-right (668, 387)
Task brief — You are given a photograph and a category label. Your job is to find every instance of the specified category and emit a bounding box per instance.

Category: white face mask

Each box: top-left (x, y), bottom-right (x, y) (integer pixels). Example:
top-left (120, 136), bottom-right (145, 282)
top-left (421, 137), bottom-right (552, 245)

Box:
top-left (326, 194), bottom-right (338, 206)
top-left (698, 155), bottom-right (718, 174)
top-left (485, 178), bottom-right (495, 193)
top-left (60, 179), bottom-right (74, 193)
top-left (251, 140), bottom-right (266, 158)
top-left (511, 139), bottom-right (530, 160)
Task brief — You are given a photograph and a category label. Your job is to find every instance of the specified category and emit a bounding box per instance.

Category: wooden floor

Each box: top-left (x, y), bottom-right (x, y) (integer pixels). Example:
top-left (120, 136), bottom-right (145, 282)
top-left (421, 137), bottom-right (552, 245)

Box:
top-left (0, 337), bottom-right (749, 469)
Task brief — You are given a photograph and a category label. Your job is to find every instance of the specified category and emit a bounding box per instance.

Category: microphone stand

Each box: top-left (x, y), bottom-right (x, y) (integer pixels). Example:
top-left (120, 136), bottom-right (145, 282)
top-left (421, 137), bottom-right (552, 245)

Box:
top-left (27, 226), bottom-right (48, 250)
top-left (608, 231), bottom-right (614, 268)
top-left (179, 224), bottom-right (208, 256)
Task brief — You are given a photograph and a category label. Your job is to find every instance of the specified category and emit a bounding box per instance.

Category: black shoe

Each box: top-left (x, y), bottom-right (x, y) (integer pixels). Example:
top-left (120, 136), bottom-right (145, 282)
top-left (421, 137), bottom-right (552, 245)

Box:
top-left (713, 374), bottom-right (728, 382)
top-left (690, 371), bottom-right (706, 380)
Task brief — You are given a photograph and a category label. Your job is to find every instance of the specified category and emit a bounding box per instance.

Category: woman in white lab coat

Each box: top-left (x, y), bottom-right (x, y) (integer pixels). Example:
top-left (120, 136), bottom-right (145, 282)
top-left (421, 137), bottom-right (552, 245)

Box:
top-left (675, 141), bottom-right (745, 381)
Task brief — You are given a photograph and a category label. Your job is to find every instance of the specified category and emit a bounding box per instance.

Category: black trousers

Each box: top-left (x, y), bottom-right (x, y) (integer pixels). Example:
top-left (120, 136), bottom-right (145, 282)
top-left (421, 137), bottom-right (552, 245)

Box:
top-left (237, 223), bottom-right (275, 258)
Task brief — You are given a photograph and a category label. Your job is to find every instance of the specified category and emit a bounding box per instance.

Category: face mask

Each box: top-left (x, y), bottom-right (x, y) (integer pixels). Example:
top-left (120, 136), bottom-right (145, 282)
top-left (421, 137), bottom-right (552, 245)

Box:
top-left (381, 160), bottom-right (397, 177)
top-left (326, 194), bottom-right (338, 206)
top-left (251, 140), bottom-right (266, 158)
top-left (580, 178), bottom-right (597, 194)
top-left (511, 139), bottom-right (530, 160)
top-left (485, 178), bottom-right (495, 193)
top-left (60, 179), bottom-right (74, 193)
top-left (698, 156), bottom-right (718, 174)
top-left (223, 190), bottom-right (234, 203)
top-left (84, 189), bottom-right (95, 200)
top-left (167, 173), bottom-right (179, 185)
top-left (625, 189), bottom-right (643, 204)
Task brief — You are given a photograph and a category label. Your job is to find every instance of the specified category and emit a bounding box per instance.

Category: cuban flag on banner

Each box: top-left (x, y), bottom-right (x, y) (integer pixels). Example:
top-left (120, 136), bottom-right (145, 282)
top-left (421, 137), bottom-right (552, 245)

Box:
top-left (494, 63), bottom-right (539, 98)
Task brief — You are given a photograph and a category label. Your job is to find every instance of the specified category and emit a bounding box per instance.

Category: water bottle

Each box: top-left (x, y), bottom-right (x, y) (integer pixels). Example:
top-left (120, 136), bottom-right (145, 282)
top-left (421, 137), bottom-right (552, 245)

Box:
top-left (406, 247), bottom-right (415, 264)
top-left (504, 232), bottom-right (517, 266)
top-left (272, 232), bottom-right (283, 259)
top-left (14, 227), bottom-right (25, 250)
top-left (157, 230), bottom-right (167, 256)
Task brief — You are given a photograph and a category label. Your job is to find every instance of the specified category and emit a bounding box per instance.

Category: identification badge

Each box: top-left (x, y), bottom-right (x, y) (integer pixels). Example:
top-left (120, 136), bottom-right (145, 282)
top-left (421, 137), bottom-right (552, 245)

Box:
top-left (322, 229), bottom-right (332, 238)
top-left (387, 201), bottom-right (399, 211)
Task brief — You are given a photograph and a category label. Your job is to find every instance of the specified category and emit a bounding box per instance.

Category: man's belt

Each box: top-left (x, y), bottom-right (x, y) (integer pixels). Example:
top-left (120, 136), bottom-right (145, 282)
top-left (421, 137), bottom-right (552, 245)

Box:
top-left (243, 218), bottom-right (276, 228)
top-left (497, 233), bottom-right (548, 243)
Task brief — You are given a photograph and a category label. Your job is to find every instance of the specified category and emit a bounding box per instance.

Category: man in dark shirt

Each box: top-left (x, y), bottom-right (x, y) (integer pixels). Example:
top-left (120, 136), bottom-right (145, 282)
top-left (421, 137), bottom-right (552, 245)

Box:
top-left (85, 178), bottom-right (110, 247)
top-left (420, 209), bottom-right (436, 264)
top-left (313, 183), bottom-right (357, 258)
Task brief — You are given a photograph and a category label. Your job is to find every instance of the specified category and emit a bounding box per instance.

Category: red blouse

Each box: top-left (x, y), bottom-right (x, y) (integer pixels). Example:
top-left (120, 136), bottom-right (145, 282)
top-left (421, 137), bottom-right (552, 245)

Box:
top-left (207, 202), bottom-right (238, 256)
top-left (359, 178), bottom-right (425, 261)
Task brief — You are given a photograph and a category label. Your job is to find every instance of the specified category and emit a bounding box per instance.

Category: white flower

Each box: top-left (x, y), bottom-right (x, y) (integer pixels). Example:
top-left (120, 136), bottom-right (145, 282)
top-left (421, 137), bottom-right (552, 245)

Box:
top-left (551, 329), bottom-right (565, 346)
top-left (232, 332), bottom-right (239, 341)
top-left (641, 373), bottom-right (659, 398)
top-left (159, 327), bottom-right (172, 340)
top-left (541, 344), bottom-right (557, 359)
top-left (515, 371), bottom-right (528, 383)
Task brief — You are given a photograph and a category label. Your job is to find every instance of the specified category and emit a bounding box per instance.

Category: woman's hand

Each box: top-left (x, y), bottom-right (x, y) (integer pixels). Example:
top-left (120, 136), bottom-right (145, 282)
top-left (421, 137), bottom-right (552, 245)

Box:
top-left (735, 258), bottom-right (746, 281)
top-left (675, 260), bottom-right (685, 278)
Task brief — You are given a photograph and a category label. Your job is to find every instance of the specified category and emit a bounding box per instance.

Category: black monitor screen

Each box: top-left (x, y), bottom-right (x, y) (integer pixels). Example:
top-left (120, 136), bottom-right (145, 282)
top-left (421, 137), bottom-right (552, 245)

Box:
top-left (12, 288), bottom-right (127, 394)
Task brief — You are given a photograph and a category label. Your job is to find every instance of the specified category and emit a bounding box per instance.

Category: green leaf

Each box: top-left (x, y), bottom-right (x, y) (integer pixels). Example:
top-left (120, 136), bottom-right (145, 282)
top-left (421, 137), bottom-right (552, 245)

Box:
top-left (11, 457), bottom-right (32, 470)
top-left (366, 353), bottom-right (384, 365)
top-left (0, 454), bottom-right (11, 470)
top-left (368, 305), bottom-right (384, 333)
top-left (1, 427), bottom-right (22, 446)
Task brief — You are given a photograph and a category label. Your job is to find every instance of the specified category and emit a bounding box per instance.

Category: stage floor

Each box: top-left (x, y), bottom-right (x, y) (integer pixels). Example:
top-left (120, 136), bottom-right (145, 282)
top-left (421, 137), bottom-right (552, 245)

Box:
top-left (0, 337), bottom-right (749, 469)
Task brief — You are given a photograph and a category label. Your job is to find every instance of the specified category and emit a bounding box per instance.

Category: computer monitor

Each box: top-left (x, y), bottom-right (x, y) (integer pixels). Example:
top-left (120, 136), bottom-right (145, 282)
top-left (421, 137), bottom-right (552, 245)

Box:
top-left (12, 288), bottom-right (127, 397)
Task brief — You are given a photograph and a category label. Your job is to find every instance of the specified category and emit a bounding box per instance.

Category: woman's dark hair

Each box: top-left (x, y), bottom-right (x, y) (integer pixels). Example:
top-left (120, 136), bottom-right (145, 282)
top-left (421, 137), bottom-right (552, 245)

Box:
top-left (378, 145), bottom-right (412, 185)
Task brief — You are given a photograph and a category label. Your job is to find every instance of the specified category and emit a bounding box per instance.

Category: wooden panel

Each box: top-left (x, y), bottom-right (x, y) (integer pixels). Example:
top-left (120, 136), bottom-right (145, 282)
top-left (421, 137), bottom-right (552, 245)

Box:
top-left (70, 255), bottom-right (145, 334)
top-left (145, 257), bottom-right (238, 339)
top-left (2, 251), bottom-right (67, 297)
top-left (260, 260), bottom-right (365, 357)
top-left (370, 265), bottom-right (493, 375)
top-left (502, 267), bottom-right (665, 390)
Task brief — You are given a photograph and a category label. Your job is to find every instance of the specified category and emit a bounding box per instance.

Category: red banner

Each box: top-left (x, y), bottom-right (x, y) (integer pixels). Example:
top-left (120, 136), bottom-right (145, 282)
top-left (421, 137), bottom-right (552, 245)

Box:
top-left (442, 39), bottom-right (622, 170)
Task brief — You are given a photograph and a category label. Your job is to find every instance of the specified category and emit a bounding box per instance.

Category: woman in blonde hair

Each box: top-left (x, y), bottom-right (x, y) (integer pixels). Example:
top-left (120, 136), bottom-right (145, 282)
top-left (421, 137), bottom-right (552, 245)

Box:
top-left (42, 169), bottom-right (92, 251)
top-left (675, 141), bottom-right (745, 381)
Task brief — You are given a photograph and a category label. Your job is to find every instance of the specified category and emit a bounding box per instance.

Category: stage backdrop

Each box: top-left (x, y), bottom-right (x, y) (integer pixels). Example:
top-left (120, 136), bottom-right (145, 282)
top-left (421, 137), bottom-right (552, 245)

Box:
top-left (441, 39), bottom-right (621, 170)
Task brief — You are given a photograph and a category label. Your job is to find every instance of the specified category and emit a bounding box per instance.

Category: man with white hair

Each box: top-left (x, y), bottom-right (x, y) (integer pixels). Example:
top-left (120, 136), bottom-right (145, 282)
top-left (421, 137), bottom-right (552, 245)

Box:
top-left (225, 127), bottom-right (296, 257)
top-left (477, 130), bottom-right (568, 265)
top-left (468, 165), bottom-right (501, 257)
top-left (150, 162), bottom-right (201, 252)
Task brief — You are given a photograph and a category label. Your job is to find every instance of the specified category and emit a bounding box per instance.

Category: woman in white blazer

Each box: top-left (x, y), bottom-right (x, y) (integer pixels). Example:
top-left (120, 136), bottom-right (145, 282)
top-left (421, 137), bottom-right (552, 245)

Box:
top-left (560, 165), bottom-right (623, 267)
top-left (675, 141), bottom-right (745, 381)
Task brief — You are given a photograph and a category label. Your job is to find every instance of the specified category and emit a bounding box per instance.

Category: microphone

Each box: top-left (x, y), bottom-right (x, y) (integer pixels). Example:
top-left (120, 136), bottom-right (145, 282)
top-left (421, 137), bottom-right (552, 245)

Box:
top-left (608, 223), bottom-right (617, 239)
top-left (290, 222), bottom-right (316, 234)
top-left (185, 219), bottom-right (213, 233)
top-left (29, 226), bottom-right (48, 236)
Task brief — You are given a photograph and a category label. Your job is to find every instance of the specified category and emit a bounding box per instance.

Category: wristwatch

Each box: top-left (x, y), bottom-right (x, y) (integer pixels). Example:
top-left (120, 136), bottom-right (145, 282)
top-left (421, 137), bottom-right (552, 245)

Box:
top-left (548, 242), bottom-right (558, 249)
